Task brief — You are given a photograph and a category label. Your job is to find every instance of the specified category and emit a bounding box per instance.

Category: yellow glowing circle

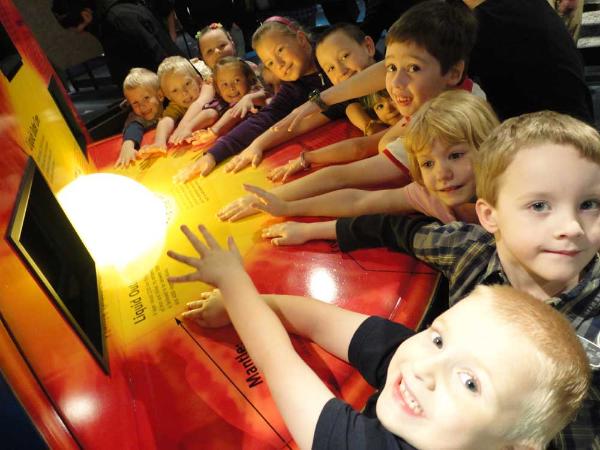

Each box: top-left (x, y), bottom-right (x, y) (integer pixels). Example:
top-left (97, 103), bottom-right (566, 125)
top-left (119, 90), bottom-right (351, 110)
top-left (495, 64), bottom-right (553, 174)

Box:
top-left (57, 174), bottom-right (167, 281)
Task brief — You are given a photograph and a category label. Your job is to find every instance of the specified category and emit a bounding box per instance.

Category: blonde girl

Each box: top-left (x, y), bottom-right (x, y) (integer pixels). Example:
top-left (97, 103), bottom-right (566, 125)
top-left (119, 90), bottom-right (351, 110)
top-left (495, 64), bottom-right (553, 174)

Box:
top-left (248, 90), bottom-right (500, 245)
top-left (174, 16), bottom-right (346, 181)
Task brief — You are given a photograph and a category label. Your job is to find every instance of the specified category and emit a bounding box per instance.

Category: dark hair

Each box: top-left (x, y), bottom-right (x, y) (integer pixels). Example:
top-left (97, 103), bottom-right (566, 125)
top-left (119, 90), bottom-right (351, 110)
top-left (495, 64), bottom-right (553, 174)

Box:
top-left (385, 0), bottom-right (477, 75)
top-left (213, 56), bottom-right (261, 98)
top-left (315, 23), bottom-right (367, 49)
top-left (51, 0), bottom-right (90, 28)
top-left (196, 22), bottom-right (235, 45)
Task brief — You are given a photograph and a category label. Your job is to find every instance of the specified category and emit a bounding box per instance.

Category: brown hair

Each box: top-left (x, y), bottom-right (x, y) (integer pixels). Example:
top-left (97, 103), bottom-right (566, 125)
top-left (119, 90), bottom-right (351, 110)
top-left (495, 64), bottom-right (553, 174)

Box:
top-left (212, 56), bottom-right (261, 100)
top-left (475, 110), bottom-right (600, 206)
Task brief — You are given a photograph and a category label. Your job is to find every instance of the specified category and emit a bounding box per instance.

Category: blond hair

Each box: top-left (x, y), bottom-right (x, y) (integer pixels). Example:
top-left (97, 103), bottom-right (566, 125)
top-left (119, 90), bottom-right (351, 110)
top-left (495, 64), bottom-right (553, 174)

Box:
top-left (157, 56), bottom-right (199, 86)
top-left (123, 67), bottom-right (159, 92)
top-left (403, 90), bottom-right (499, 185)
top-left (476, 284), bottom-right (590, 448)
top-left (475, 110), bottom-right (600, 206)
top-left (251, 16), bottom-right (310, 49)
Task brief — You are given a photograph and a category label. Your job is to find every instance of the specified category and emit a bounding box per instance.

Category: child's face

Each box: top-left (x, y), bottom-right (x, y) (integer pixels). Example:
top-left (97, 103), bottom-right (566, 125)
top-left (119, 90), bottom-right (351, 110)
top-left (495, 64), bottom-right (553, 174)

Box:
top-left (124, 86), bottom-right (163, 121)
top-left (385, 41), bottom-right (461, 118)
top-left (216, 64), bottom-right (250, 104)
top-left (316, 31), bottom-right (375, 85)
top-left (373, 95), bottom-right (401, 126)
top-left (377, 292), bottom-right (541, 449)
top-left (161, 72), bottom-right (201, 109)
top-left (199, 29), bottom-right (236, 69)
top-left (416, 139), bottom-right (475, 208)
top-left (255, 31), bottom-right (313, 82)
top-left (479, 144), bottom-right (600, 293)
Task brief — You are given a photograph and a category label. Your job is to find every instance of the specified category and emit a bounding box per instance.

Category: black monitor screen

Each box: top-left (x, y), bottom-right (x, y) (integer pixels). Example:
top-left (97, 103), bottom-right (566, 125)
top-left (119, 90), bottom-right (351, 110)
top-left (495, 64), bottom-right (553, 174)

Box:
top-left (7, 159), bottom-right (108, 373)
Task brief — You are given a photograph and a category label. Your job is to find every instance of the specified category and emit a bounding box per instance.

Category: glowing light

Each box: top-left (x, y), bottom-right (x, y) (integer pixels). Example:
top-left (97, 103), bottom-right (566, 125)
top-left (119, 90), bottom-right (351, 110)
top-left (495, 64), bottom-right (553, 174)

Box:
top-left (57, 174), bottom-right (167, 282)
top-left (63, 394), bottom-right (98, 423)
top-left (307, 268), bottom-right (338, 303)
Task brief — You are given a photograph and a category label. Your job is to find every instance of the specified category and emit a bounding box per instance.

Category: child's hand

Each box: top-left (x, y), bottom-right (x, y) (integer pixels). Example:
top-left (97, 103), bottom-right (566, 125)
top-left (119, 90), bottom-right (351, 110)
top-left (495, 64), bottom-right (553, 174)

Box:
top-left (272, 101), bottom-right (321, 132)
top-left (172, 154), bottom-right (217, 183)
top-left (137, 144), bottom-right (167, 159)
top-left (244, 184), bottom-right (290, 217)
top-left (267, 157), bottom-right (302, 183)
top-left (188, 128), bottom-right (217, 148)
top-left (261, 222), bottom-right (313, 246)
top-left (224, 146), bottom-right (263, 173)
top-left (167, 225), bottom-right (243, 287)
top-left (115, 141), bottom-right (137, 168)
top-left (230, 95), bottom-right (257, 118)
top-left (169, 124), bottom-right (193, 145)
top-left (216, 194), bottom-right (259, 222)
top-left (181, 289), bottom-right (231, 328)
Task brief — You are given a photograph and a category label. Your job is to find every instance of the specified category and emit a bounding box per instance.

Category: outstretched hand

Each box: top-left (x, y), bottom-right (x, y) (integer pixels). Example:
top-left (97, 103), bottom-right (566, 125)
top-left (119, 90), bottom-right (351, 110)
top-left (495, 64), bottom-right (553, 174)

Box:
top-left (230, 96), bottom-right (257, 118)
top-left (271, 101), bottom-right (321, 132)
top-left (181, 289), bottom-right (231, 328)
top-left (217, 194), bottom-right (259, 222)
top-left (224, 146), bottom-right (263, 173)
top-left (267, 157), bottom-right (302, 183)
top-left (137, 144), bottom-right (167, 159)
top-left (167, 225), bottom-right (243, 287)
top-left (261, 221), bottom-right (313, 246)
top-left (244, 184), bottom-right (289, 217)
top-left (172, 154), bottom-right (216, 183)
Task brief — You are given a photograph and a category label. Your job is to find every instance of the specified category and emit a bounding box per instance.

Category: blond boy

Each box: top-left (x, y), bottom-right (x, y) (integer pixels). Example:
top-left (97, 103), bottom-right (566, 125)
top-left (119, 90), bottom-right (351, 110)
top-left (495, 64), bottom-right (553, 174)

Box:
top-left (116, 68), bottom-right (164, 168)
top-left (167, 224), bottom-right (590, 450)
top-left (140, 56), bottom-right (215, 156)
top-left (284, 110), bottom-right (600, 448)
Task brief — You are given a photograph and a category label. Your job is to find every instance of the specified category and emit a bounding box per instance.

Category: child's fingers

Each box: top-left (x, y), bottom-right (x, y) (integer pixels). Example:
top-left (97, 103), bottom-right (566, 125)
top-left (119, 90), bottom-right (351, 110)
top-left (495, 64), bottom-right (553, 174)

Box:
top-left (168, 272), bottom-right (199, 283)
top-left (227, 236), bottom-right (242, 261)
top-left (179, 225), bottom-right (209, 255)
top-left (187, 299), bottom-right (208, 309)
top-left (242, 184), bottom-right (267, 199)
top-left (197, 224), bottom-right (219, 250)
top-left (166, 249), bottom-right (200, 266)
top-left (251, 152), bottom-right (262, 168)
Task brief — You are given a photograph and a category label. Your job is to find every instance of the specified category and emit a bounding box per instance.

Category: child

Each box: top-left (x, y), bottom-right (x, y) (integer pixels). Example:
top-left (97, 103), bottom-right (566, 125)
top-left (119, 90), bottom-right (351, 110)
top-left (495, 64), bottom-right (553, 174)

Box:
top-left (254, 90), bottom-right (498, 245)
top-left (218, 0), bottom-right (479, 222)
top-left (167, 225), bottom-right (590, 450)
top-left (196, 22), bottom-right (237, 73)
top-left (115, 68), bottom-right (164, 168)
top-left (173, 16), bottom-right (336, 180)
top-left (138, 56), bottom-right (214, 157)
top-left (261, 110), bottom-right (600, 447)
top-left (183, 57), bottom-right (267, 152)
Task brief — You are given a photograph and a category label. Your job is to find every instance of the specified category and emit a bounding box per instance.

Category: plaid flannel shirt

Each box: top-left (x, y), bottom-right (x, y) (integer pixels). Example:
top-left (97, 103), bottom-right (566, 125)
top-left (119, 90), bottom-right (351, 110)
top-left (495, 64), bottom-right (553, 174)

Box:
top-left (337, 214), bottom-right (600, 449)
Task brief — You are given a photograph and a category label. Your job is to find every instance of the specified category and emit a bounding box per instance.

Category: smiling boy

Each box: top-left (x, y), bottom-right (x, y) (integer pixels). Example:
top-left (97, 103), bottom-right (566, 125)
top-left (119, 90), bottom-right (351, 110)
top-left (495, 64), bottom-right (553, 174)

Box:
top-left (167, 225), bottom-right (590, 450)
top-left (304, 110), bottom-right (600, 448)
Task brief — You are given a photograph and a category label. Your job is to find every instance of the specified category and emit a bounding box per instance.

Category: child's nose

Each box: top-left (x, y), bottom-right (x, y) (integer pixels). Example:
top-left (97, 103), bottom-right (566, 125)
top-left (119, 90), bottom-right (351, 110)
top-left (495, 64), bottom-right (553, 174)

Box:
top-left (554, 213), bottom-right (585, 239)
top-left (436, 163), bottom-right (453, 181)
top-left (412, 359), bottom-right (437, 391)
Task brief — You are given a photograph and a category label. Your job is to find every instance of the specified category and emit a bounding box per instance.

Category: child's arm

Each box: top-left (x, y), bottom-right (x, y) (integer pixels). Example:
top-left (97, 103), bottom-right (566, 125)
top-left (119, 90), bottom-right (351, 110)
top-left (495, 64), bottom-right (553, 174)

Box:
top-left (218, 153), bottom-right (408, 222)
top-left (244, 184), bottom-right (416, 219)
top-left (170, 82), bottom-right (216, 144)
top-left (267, 131), bottom-right (383, 183)
top-left (274, 61), bottom-right (386, 132)
top-left (167, 225), bottom-right (366, 450)
top-left (138, 116), bottom-right (174, 157)
top-left (262, 220), bottom-right (337, 246)
top-left (223, 113), bottom-right (330, 173)
top-left (115, 140), bottom-right (137, 168)
top-left (229, 88), bottom-right (268, 119)
top-left (345, 102), bottom-right (387, 136)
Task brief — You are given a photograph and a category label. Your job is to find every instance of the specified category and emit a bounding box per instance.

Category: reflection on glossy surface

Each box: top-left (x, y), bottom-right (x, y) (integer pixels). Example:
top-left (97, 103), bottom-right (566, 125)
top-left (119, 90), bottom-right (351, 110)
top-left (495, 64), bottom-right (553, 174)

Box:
top-left (63, 394), bottom-right (98, 423)
top-left (308, 268), bottom-right (338, 303)
top-left (57, 174), bottom-right (167, 282)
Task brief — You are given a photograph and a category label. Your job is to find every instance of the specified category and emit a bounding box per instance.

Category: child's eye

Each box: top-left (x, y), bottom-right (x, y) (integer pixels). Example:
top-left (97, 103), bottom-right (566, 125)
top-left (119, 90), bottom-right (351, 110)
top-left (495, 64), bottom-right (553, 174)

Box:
top-left (529, 201), bottom-right (550, 212)
top-left (420, 160), bottom-right (434, 169)
top-left (431, 331), bottom-right (443, 349)
top-left (458, 372), bottom-right (479, 393)
top-left (206, 49), bottom-right (213, 55)
top-left (375, 103), bottom-right (383, 110)
top-left (449, 152), bottom-right (464, 160)
top-left (277, 46), bottom-right (284, 53)
top-left (341, 52), bottom-right (349, 61)
top-left (385, 63), bottom-right (397, 73)
top-left (326, 65), bottom-right (334, 73)
top-left (407, 64), bottom-right (420, 73)
top-left (580, 199), bottom-right (600, 211)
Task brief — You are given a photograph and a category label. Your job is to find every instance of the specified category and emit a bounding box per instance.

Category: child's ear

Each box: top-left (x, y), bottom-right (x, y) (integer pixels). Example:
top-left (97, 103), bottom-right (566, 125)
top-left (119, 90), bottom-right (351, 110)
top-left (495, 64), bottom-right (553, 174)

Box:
top-left (363, 36), bottom-right (376, 57)
top-left (76, 8), bottom-right (93, 32)
top-left (475, 198), bottom-right (499, 234)
top-left (444, 60), bottom-right (465, 88)
top-left (296, 31), bottom-right (310, 49)
top-left (157, 90), bottom-right (164, 102)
